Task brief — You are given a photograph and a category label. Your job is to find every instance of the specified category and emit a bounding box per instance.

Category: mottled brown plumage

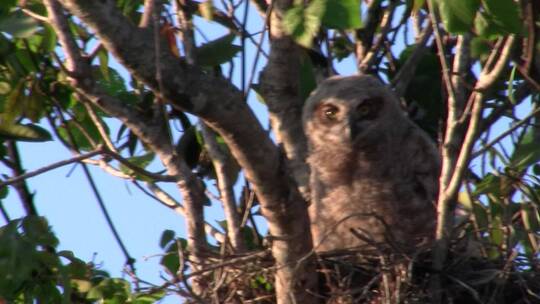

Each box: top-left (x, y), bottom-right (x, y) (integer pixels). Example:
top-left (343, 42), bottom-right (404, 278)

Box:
top-left (303, 75), bottom-right (439, 252)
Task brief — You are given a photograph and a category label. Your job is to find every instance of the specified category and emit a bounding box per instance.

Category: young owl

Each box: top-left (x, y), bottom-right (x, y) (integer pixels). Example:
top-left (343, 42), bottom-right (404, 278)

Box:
top-left (303, 75), bottom-right (439, 252)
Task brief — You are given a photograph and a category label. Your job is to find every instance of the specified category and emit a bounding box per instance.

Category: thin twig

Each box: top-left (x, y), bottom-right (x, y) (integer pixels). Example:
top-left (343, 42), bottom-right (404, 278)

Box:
top-left (426, 0), bottom-right (457, 104)
top-left (0, 147), bottom-right (105, 188)
top-left (472, 106), bottom-right (540, 159)
top-left (142, 181), bottom-right (226, 243)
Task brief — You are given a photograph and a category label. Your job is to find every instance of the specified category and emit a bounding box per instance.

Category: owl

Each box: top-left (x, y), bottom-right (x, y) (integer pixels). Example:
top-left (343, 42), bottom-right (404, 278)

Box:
top-left (303, 75), bottom-right (439, 253)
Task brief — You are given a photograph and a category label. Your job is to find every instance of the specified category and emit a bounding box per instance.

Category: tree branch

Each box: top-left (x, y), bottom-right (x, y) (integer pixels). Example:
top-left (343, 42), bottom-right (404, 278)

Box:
top-left (4, 141), bottom-right (38, 216)
top-left (200, 123), bottom-right (245, 252)
top-left (45, 0), bottom-right (209, 276)
top-left (0, 147), bottom-right (104, 189)
top-left (260, 0), bottom-right (311, 200)
top-left (53, 1), bottom-right (316, 302)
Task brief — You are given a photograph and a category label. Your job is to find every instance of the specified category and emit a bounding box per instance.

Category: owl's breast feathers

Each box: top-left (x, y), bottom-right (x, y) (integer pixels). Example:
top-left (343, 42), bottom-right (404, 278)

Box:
top-left (309, 123), bottom-right (438, 252)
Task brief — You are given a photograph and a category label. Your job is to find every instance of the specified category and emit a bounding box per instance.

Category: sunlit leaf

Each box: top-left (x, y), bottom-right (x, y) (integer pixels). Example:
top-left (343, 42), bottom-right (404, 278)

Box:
top-left (97, 49), bottom-right (110, 81)
top-left (0, 11), bottom-right (39, 38)
top-left (41, 24), bottom-right (57, 52)
top-left (481, 0), bottom-right (523, 35)
top-left (510, 128), bottom-right (540, 171)
top-left (322, 0), bottom-right (362, 30)
top-left (283, 0), bottom-right (325, 48)
top-left (0, 123), bottom-right (52, 142)
top-left (199, 0), bottom-right (214, 21)
top-left (57, 117), bottom-right (103, 151)
top-left (119, 152), bottom-right (155, 179)
top-left (438, 0), bottom-right (480, 34)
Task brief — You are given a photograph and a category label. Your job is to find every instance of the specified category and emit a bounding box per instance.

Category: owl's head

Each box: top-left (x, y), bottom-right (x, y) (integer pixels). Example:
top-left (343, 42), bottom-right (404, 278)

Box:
top-left (303, 75), bottom-right (405, 149)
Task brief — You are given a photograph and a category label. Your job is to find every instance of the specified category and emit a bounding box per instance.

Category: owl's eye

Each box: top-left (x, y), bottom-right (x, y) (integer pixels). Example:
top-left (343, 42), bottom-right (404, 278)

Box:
top-left (322, 105), bottom-right (339, 120)
top-left (356, 104), bottom-right (370, 117)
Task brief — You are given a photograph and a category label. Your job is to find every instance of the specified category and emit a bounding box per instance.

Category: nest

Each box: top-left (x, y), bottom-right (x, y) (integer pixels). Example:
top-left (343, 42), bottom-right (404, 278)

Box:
top-left (187, 243), bottom-right (540, 303)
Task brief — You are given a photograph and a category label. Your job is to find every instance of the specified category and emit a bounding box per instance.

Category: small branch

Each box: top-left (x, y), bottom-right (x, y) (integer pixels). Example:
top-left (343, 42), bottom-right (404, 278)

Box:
top-left (426, 0), bottom-right (457, 105)
top-left (83, 102), bottom-right (117, 152)
top-left (355, 0), bottom-right (383, 69)
top-left (52, 94), bottom-right (136, 274)
top-left (174, 0), bottom-right (196, 64)
top-left (472, 105), bottom-right (540, 159)
top-left (0, 147), bottom-right (104, 189)
top-left (358, 1), bottom-right (397, 73)
top-left (475, 36), bottom-right (516, 92)
top-left (200, 123), bottom-right (245, 252)
top-left (5, 141), bottom-right (38, 216)
top-left (139, 0), bottom-right (159, 28)
top-left (102, 148), bottom-right (177, 182)
top-left (44, 0), bottom-right (86, 73)
top-left (21, 8), bottom-right (49, 22)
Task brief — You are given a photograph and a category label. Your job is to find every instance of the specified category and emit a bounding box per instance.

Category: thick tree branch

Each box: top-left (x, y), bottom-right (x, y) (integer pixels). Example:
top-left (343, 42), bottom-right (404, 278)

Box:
top-left (260, 0), bottom-right (311, 200)
top-left (54, 1), bottom-right (315, 302)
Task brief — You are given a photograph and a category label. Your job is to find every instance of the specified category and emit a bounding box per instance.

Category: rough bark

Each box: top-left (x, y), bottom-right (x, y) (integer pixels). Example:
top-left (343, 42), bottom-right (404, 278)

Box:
top-left (260, 0), bottom-right (310, 200)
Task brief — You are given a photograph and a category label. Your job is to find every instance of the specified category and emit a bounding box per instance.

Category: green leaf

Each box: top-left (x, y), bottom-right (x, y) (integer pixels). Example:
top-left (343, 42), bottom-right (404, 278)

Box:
top-left (437, 0), bottom-right (480, 34)
top-left (470, 37), bottom-right (491, 60)
top-left (195, 33), bottom-right (241, 67)
top-left (474, 173), bottom-right (501, 197)
top-left (133, 291), bottom-right (166, 304)
top-left (283, 0), bottom-right (326, 48)
top-left (0, 0), bottom-right (16, 17)
top-left (22, 216), bottom-right (59, 248)
top-left (507, 65), bottom-right (517, 104)
top-left (57, 116), bottom-right (104, 151)
top-left (299, 53), bottom-right (317, 100)
top-left (481, 0), bottom-right (523, 35)
top-left (159, 229), bottom-right (175, 249)
top-left (94, 67), bottom-right (127, 103)
top-left (98, 49), bottom-right (110, 81)
top-left (0, 185), bottom-right (8, 199)
top-left (0, 123), bottom-right (52, 142)
top-left (160, 252), bottom-right (180, 274)
top-left (0, 10), bottom-right (39, 38)
top-left (118, 152), bottom-right (155, 179)
top-left (330, 35), bottom-right (353, 61)
top-left (0, 81), bottom-right (10, 94)
top-left (322, 0), bottom-right (362, 30)
top-left (41, 24), bottom-right (57, 52)
top-left (509, 128), bottom-right (540, 171)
